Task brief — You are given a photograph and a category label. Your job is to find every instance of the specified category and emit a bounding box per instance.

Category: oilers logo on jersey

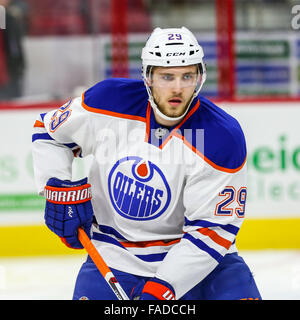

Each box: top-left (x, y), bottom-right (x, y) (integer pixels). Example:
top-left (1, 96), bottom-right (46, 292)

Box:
top-left (108, 156), bottom-right (171, 221)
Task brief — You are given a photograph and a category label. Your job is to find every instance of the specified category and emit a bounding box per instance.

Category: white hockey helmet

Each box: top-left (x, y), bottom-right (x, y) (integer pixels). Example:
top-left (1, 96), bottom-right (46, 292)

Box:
top-left (141, 26), bottom-right (207, 122)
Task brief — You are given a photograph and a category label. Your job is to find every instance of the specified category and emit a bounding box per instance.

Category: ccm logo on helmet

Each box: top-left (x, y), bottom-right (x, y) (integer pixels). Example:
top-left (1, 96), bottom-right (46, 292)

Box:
top-left (166, 52), bottom-right (186, 56)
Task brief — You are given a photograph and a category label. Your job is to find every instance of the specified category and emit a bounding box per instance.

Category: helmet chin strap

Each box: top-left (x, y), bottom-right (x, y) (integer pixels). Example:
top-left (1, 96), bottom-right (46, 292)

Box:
top-left (143, 64), bottom-right (206, 124)
top-left (144, 76), bottom-right (205, 124)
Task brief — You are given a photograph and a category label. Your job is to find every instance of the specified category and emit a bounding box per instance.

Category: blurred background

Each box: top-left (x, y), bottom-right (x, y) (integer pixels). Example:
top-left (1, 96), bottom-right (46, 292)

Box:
top-left (0, 0), bottom-right (300, 300)
top-left (1, 0), bottom-right (300, 101)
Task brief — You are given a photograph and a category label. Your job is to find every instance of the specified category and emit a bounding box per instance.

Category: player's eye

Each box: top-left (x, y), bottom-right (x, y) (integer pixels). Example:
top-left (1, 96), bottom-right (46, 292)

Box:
top-left (161, 74), bottom-right (173, 81)
top-left (183, 74), bottom-right (194, 81)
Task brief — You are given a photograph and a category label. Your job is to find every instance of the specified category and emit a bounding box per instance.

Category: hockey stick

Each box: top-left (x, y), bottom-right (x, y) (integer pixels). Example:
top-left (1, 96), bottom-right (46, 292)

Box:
top-left (77, 227), bottom-right (129, 300)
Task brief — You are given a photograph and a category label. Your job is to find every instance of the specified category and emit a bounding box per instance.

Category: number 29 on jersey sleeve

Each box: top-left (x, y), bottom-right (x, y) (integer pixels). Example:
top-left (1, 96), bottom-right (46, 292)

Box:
top-left (49, 100), bottom-right (73, 133)
top-left (215, 187), bottom-right (247, 218)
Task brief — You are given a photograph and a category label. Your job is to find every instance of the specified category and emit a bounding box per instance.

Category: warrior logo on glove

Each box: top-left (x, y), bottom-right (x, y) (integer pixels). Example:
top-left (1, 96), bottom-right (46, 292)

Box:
top-left (45, 184), bottom-right (92, 204)
top-left (44, 177), bottom-right (94, 249)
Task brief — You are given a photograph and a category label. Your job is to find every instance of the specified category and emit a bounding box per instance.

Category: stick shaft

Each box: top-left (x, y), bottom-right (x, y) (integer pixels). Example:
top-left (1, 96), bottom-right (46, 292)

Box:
top-left (77, 227), bottom-right (129, 300)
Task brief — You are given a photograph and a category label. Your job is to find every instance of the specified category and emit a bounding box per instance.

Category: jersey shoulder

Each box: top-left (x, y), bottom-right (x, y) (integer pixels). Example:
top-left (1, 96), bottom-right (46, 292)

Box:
top-left (82, 78), bottom-right (149, 119)
top-left (183, 96), bottom-right (246, 172)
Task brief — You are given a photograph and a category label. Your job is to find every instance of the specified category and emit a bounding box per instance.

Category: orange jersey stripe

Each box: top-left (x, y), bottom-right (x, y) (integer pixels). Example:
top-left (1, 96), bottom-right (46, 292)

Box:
top-left (33, 120), bottom-right (45, 128)
top-left (173, 131), bottom-right (247, 173)
top-left (120, 238), bottom-right (180, 248)
top-left (197, 227), bottom-right (232, 250)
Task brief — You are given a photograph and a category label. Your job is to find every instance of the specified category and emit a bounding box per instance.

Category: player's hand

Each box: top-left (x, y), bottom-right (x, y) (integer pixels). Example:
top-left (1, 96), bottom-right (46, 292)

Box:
top-left (131, 277), bottom-right (176, 300)
top-left (44, 177), bottom-right (94, 249)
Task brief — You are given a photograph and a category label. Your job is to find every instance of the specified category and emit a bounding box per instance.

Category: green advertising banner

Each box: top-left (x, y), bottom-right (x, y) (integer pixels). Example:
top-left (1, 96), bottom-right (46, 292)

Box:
top-left (1, 103), bottom-right (300, 224)
top-left (223, 102), bottom-right (300, 218)
top-left (236, 40), bottom-right (290, 59)
top-left (102, 33), bottom-right (297, 97)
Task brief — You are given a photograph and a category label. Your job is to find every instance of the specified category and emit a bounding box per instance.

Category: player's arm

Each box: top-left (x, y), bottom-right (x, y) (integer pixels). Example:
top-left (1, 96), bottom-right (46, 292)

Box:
top-left (132, 124), bottom-right (247, 300)
top-left (32, 98), bottom-right (93, 193)
top-left (32, 97), bottom-right (95, 248)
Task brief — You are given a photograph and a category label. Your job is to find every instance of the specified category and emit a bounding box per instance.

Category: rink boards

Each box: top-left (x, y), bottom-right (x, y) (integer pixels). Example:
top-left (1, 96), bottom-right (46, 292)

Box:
top-left (1, 101), bottom-right (300, 256)
top-left (0, 218), bottom-right (300, 257)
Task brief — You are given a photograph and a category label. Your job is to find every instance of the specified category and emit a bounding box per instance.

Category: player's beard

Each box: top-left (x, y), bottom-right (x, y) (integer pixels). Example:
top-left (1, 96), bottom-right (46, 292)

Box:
top-left (154, 94), bottom-right (192, 119)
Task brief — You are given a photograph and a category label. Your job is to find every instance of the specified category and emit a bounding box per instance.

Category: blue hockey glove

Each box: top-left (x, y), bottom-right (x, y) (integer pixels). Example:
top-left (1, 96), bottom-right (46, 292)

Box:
top-left (131, 277), bottom-right (176, 300)
top-left (44, 177), bottom-right (94, 249)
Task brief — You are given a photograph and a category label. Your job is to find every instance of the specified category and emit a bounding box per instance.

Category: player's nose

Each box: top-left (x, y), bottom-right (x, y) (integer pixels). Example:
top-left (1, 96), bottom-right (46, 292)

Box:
top-left (171, 78), bottom-right (184, 93)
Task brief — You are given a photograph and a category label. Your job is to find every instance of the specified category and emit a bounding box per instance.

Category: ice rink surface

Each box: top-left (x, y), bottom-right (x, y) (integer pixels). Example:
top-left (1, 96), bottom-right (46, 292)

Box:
top-left (0, 250), bottom-right (299, 300)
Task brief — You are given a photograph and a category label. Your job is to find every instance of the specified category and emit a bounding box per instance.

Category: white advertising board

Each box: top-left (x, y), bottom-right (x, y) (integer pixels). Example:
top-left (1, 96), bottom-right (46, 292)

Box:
top-left (223, 102), bottom-right (300, 218)
top-left (1, 102), bottom-right (300, 225)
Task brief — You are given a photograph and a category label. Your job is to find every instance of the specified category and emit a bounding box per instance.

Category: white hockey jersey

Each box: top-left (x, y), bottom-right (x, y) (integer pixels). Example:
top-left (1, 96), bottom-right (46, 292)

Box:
top-left (32, 78), bottom-right (247, 299)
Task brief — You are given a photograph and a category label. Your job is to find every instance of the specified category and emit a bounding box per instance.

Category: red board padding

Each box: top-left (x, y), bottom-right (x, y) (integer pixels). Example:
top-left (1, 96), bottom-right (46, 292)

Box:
top-left (0, 100), bottom-right (66, 111)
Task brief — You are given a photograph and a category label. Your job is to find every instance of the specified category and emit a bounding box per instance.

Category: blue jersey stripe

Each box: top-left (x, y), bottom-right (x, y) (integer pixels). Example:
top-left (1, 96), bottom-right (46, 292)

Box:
top-left (32, 133), bottom-right (79, 151)
top-left (183, 233), bottom-right (223, 262)
top-left (63, 142), bottom-right (78, 149)
top-left (32, 133), bottom-right (54, 143)
top-left (135, 252), bottom-right (167, 262)
top-left (92, 232), bottom-right (126, 249)
top-left (183, 96), bottom-right (247, 171)
top-left (184, 217), bottom-right (239, 235)
top-left (92, 231), bottom-right (168, 263)
top-left (97, 224), bottom-right (128, 241)
top-left (40, 113), bottom-right (47, 121)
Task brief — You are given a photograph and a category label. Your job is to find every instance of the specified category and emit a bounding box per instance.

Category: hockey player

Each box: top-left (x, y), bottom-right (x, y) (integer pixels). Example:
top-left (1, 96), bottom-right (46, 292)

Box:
top-left (32, 27), bottom-right (261, 300)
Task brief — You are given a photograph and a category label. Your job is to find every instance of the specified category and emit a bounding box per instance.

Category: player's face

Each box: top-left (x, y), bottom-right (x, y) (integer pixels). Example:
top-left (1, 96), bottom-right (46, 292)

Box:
top-left (150, 65), bottom-right (199, 120)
